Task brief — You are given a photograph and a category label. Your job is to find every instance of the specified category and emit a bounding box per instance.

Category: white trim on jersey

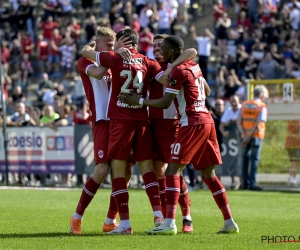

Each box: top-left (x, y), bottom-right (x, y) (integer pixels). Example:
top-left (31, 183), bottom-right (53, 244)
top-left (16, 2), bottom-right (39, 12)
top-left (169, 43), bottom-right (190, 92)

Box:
top-left (96, 52), bottom-right (100, 66)
top-left (85, 64), bottom-right (96, 75)
top-left (177, 86), bottom-right (188, 126)
top-left (155, 71), bottom-right (164, 81)
top-left (165, 88), bottom-right (179, 95)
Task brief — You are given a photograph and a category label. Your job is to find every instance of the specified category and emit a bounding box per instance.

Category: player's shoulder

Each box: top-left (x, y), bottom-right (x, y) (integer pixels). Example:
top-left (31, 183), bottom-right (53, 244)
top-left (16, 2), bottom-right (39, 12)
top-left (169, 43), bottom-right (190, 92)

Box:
top-left (78, 57), bottom-right (95, 64)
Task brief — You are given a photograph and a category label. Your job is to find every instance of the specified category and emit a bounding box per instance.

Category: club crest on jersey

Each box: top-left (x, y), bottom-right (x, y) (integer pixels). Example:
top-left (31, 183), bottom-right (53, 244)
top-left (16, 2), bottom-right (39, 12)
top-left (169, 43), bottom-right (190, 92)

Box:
top-left (98, 150), bottom-right (104, 158)
top-left (169, 79), bottom-right (177, 87)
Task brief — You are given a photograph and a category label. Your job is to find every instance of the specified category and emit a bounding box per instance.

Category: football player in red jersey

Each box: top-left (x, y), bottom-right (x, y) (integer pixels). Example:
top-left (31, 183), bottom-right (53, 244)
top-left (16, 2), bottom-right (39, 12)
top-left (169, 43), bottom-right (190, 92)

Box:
top-left (70, 27), bottom-right (132, 235)
top-left (149, 34), bottom-right (196, 233)
top-left (81, 29), bottom-right (198, 235)
top-left (120, 35), bottom-right (239, 235)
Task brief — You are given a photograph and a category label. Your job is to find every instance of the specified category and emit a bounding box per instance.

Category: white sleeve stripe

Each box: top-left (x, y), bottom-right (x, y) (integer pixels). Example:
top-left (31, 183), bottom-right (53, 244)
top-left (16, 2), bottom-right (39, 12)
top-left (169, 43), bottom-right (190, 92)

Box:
top-left (85, 64), bottom-right (96, 75)
top-left (155, 71), bottom-right (164, 80)
top-left (165, 88), bottom-right (179, 94)
top-left (96, 52), bottom-right (100, 65)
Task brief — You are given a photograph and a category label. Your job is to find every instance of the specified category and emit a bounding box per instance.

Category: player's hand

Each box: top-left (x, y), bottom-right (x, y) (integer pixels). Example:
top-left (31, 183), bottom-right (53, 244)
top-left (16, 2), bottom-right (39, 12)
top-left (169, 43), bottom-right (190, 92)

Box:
top-left (163, 66), bottom-right (174, 81)
top-left (88, 41), bottom-right (96, 48)
top-left (114, 36), bottom-right (132, 51)
top-left (118, 47), bottom-right (133, 61)
top-left (118, 91), bottom-right (140, 106)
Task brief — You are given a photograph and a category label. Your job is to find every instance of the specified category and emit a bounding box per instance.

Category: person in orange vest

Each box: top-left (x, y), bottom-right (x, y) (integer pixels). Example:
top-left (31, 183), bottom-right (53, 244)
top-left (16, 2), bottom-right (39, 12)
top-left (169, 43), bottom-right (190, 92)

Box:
top-left (285, 120), bottom-right (300, 186)
top-left (236, 85), bottom-right (269, 191)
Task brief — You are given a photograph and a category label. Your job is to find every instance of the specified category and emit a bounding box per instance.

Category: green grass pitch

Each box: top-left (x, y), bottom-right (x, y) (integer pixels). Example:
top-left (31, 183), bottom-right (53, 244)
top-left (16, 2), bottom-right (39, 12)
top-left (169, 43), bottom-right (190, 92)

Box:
top-left (0, 188), bottom-right (299, 250)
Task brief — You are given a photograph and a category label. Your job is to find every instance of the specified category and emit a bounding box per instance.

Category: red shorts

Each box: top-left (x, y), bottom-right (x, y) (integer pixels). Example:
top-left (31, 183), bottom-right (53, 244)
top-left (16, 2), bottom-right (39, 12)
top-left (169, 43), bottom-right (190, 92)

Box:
top-left (92, 120), bottom-right (109, 165)
top-left (108, 119), bottom-right (153, 162)
top-left (169, 123), bottom-right (222, 170)
top-left (151, 119), bottom-right (179, 163)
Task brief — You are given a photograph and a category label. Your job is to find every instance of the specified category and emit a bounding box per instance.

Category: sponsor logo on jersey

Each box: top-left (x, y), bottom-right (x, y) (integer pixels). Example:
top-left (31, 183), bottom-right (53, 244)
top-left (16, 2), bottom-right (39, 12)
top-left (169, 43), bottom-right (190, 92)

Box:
top-left (98, 150), bottom-right (104, 158)
top-left (123, 58), bottom-right (143, 64)
top-left (169, 79), bottom-right (177, 87)
top-left (190, 64), bottom-right (201, 73)
top-left (117, 100), bottom-right (141, 109)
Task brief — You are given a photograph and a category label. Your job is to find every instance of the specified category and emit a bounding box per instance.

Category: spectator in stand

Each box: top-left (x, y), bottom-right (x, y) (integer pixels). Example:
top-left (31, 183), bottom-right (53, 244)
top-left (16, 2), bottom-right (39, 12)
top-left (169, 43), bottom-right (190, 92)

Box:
top-left (21, 31), bottom-right (34, 56)
top-left (139, 3), bottom-right (155, 31)
top-left (270, 43), bottom-right (283, 64)
top-left (37, 34), bottom-right (49, 74)
top-left (262, 17), bottom-right (280, 45)
top-left (59, 0), bottom-right (72, 26)
top-left (285, 120), bottom-right (300, 186)
top-left (136, 0), bottom-right (147, 15)
top-left (192, 26), bottom-right (215, 81)
top-left (216, 13), bottom-right (231, 56)
top-left (213, 0), bottom-right (226, 26)
top-left (131, 14), bottom-right (141, 34)
top-left (139, 27), bottom-right (154, 56)
top-left (122, 1), bottom-right (133, 26)
top-left (42, 82), bottom-right (58, 107)
top-left (42, 0), bottom-right (61, 21)
top-left (81, 0), bottom-right (93, 20)
top-left (219, 95), bottom-right (242, 189)
top-left (1, 41), bottom-right (11, 84)
top-left (17, 0), bottom-right (35, 40)
top-left (257, 51), bottom-right (280, 79)
top-left (248, 0), bottom-right (263, 25)
top-left (39, 15), bottom-right (58, 41)
top-left (113, 17), bottom-right (126, 33)
top-left (211, 99), bottom-right (225, 151)
top-left (18, 53), bottom-right (33, 87)
top-left (283, 44), bottom-right (294, 77)
top-left (59, 38), bottom-right (76, 75)
top-left (84, 15), bottom-right (97, 43)
top-left (245, 55), bottom-right (258, 79)
top-left (9, 39), bottom-right (22, 73)
top-left (237, 11), bottom-right (251, 33)
top-left (241, 32), bottom-right (255, 54)
top-left (30, 106), bottom-right (42, 127)
top-left (223, 73), bottom-right (241, 99)
top-left (72, 76), bottom-right (85, 109)
top-left (289, 4), bottom-right (300, 31)
top-left (226, 29), bottom-right (238, 59)
top-left (237, 44), bottom-right (249, 79)
top-left (6, 101), bottom-right (33, 127)
top-left (0, 1), bottom-right (11, 29)
top-left (48, 28), bottom-right (62, 73)
top-left (109, 1), bottom-right (122, 29)
top-left (40, 104), bottom-right (59, 125)
top-left (260, 0), bottom-right (278, 27)
top-left (69, 17), bottom-right (81, 48)
top-left (37, 73), bottom-right (53, 105)
top-left (101, 0), bottom-right (112, 18)
top-left (157, 2), bottom-right (173, 35)
top-left (11, 85), bottom-right (26, 104)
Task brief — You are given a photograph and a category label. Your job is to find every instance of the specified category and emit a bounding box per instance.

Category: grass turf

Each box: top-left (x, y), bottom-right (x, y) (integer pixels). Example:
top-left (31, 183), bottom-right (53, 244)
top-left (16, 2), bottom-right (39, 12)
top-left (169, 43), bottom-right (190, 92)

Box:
top-left (0, 188), bottom-right (299, 250)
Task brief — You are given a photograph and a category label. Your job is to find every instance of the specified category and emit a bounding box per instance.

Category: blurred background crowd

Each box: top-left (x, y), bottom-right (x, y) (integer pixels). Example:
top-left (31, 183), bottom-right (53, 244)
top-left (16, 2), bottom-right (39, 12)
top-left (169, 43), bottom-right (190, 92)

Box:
top-left (0, 0), bottom-right (300, 187)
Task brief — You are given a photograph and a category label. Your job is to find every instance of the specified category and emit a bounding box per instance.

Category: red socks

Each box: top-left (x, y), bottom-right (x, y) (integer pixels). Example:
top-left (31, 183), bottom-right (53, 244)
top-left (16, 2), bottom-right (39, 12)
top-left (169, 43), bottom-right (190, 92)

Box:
top-left (106, 192), bottom-right (118, 220)
top-left (112, 177), bottom-right (129, 220)
top-left (143, 172), bottom-right (162, 212)
top-left (178, 176), bottom-right (190, 216)
top-left (76, 177), bottom-right (100, 215)
top-left (158, 179), bottom-right (166, 217)
top-left (204, 176), bottom-right (232, 220)
top-left (165, 175), bottom-right (180, 219)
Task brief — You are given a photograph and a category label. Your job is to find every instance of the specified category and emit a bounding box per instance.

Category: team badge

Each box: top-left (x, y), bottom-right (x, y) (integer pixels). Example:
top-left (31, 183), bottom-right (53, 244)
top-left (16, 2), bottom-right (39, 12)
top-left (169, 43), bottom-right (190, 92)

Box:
top-left (169, 79), bottom-right (177, 87)
top-left (98, 150), bottom-right (104, 158)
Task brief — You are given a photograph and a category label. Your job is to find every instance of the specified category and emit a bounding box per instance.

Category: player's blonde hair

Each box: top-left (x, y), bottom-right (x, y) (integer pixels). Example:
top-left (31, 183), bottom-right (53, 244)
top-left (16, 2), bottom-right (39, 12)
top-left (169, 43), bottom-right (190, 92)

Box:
top-left (96, 27), bottom-right (116, 39)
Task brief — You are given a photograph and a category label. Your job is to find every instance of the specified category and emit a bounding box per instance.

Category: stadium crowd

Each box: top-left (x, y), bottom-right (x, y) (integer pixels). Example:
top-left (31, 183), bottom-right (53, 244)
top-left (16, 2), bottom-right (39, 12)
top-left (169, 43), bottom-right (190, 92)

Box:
top-left (0, 0), bottom-right (300, 187)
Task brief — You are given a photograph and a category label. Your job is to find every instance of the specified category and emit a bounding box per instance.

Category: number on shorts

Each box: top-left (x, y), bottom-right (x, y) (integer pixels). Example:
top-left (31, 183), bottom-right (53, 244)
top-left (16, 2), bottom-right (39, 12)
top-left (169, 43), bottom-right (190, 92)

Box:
top-left (120, 70), bottom-right (144, 94)
top-left (195, 77), bottom-right (206, 100)
top-left (171, 143), bottom-right (181, 155)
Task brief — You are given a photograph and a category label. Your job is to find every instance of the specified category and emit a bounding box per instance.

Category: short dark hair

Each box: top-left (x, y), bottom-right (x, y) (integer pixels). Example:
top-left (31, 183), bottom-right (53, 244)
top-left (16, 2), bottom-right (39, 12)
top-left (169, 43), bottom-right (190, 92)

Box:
top-left (163, 35), bottom-right (184, 50)
top-left (116, 28), bottom-right (139, 46)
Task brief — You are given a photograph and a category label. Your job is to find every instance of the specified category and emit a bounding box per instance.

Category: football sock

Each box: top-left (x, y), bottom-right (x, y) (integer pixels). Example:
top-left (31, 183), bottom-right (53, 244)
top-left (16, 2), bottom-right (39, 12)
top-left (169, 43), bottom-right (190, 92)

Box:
top-left (203, 176), bottom-right (232, 220)
top-left (224, 218), bottom-right (235, 227)
top-left (178, 176), bottom-right (191, 220)
top-left (143, 172), bottom-right (162, 215)
top-left (75, 177), bottom-right (100, 216)
top-left (120, 219), bottom-right (131, 229)
top-left (158, 178), bottom-right (166, 218)
top-left (112, 177), bottom-right (130, 222)
top-left (164, 218), bottom-right (176, 228)
top-left (166, 175), bottom-right (180, 220)
top-left (106, 192), bottom-right (118, 223)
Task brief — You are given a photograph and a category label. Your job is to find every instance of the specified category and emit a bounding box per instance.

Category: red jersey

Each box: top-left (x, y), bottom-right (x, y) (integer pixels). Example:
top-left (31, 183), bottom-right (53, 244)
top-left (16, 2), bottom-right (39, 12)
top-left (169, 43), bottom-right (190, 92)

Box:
top-left (165, 60), bottom-right (213, 126)
top-left (50, 35), bottom-right (62, 55)
top-left (37, 40), bottom-right (49, 60)
top-left (131, 21), bottom-right (140, 34)
top-left (21, 37), bottom-right (34, 54)
top-left (71, 23), bottom-right (81, 40)
top-left (77, 57), bottom-right (112, 124)
top-left (97, 49), bottom-right (163, 120)
top-left (42, 21), bottom-right (57, 40)
top-left (213, 4), bottom-right (226, 22)
top-left (149, 62), bottom-right (178, 119)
